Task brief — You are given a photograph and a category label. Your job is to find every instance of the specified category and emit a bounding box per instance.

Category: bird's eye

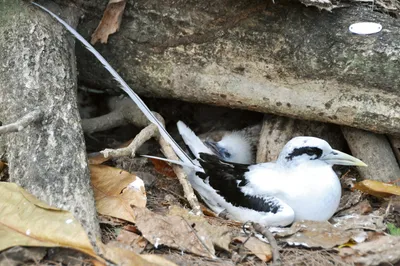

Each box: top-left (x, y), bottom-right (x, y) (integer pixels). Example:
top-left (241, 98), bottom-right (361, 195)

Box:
top-left (285, 146), bottom-right (323, 161)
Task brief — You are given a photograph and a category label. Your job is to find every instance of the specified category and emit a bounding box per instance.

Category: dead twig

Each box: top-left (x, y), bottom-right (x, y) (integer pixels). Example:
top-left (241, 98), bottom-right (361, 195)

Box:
top-left (102, 123), bottom-right (157, 158)
top-left (252, 223), bottom-right (281, 266)
top-left (159, 136), bottom-right (203, 216)
top-left (0, 109), bottom-right (43, 135)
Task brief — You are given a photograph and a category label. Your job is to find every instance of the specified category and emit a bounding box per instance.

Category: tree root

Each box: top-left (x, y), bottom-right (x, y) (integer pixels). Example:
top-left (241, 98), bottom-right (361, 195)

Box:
top-left (0, 109), bottom-right (43, 135)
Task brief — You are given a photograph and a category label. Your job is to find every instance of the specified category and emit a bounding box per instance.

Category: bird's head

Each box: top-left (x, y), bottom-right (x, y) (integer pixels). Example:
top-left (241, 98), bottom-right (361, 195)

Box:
top-left (277, 136), bottom-right (367, 167)
top-left (205, 132), bottom-right (253, 164)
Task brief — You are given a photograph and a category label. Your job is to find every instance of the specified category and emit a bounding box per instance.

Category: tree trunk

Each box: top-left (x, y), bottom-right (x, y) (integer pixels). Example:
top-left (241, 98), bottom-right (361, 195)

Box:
top-left (0, 1), bottom-right (100, 243)
top-left (76, 0), bottom-right (400, 135)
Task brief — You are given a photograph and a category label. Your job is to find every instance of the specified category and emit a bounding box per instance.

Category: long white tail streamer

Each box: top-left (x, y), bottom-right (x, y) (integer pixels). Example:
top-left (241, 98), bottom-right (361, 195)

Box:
top-left (32, 2), bottom-right (194, 165)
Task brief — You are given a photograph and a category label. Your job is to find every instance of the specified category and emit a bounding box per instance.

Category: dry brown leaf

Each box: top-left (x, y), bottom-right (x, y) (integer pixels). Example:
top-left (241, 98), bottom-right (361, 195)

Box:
top-left (88, 153), bottom-right (109, 165)
top-left (91, 0), bottom-right (127, 44)
top-left (99, 241), bottom-right (177, 266)
top-left (331, 213), bottom-right (385, 232)
top-left (149, 158), bottom-right (176, 178)
top-left (234, 236), bottom-right (272, 262)
top-left (168, 205), bottom-right (233, 251)
top-left (134, 207), bottom-right (216, 258)
top-left (0, 161), bottom-right (5, 172)
top-left (90, 165), bottom-right (146, 223)
top-left (339, 235), bottom-right (400, 265)
top-left (140, 255), bottom-right (179, 266)
top-left (354, 180), bottom-right (400, 198)
top-left (116, 229), bottom-right (148, 253)
top-left (0, 183), bottom-right (103, 263)
top-left (274, 221), bottom-right (355, 249)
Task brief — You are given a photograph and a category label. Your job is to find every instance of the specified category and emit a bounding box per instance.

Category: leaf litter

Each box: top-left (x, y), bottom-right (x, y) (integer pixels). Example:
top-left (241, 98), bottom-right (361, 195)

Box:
top-left (2, 145), bottom-right (400, 265)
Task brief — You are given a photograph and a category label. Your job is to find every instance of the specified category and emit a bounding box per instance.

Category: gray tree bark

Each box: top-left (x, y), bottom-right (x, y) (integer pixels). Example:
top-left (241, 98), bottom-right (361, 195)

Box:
top-left (75, 0), bottom-right (400, 136)
top-left (0, 1), bottom-right (100, 243)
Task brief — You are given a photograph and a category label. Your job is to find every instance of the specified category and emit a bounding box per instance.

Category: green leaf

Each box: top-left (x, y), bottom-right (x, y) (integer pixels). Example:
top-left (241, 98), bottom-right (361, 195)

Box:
top-left (387, 223), bottom-right (400, 236)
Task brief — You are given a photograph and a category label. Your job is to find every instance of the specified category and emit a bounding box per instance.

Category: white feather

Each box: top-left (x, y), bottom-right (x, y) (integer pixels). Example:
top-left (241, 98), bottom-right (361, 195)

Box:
top-left (216, 131), bottom-right (253, 164)
top-left (176, 121), bottom-right (213, 158)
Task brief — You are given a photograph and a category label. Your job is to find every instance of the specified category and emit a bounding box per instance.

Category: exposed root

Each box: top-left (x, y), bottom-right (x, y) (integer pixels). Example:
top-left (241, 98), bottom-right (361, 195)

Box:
top-left (0, 109), bottom-right (43, 135)
top-left (252, 223), bottom-right (281, 266)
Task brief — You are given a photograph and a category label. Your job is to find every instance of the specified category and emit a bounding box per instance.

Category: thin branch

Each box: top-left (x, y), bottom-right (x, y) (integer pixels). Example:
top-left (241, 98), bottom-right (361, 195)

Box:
top-left (0, 109), bottom-right (43, 135)
top-left (252, 223), bottom-right (281, 266)
top-left (158, 136), bottom-right (203, 216)
top-left (101, 124), bottom-right (157, 158)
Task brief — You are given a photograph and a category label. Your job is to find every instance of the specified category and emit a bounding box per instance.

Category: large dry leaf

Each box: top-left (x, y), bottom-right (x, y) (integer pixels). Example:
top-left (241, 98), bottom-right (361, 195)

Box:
top-left (116, 229), bottom-right (148, 253)
top-left (354, 180), bottom-right (400, 198)
top-left (339, 235), bottom-right (400, 266)
top-left (233, 236), bottom-right (272, 262)
top-left (168, 205), bottom-right (233, 252)
top-left (100, 241), bottom-right (177, 266)
top-left (274, 221), bottom-right (356, 249)
top-left (0, 183), bottom-right (99, 260)
top-left (331, 213), bottom-right (385, 232)
top-left (149, 158), bottom-right (176, 178)
top-left (91, 0), bottom-right (127, 44)
top-left (90, 165), bottom-right (146, 223)
top-left (134, 207), bottom-right (216, 258)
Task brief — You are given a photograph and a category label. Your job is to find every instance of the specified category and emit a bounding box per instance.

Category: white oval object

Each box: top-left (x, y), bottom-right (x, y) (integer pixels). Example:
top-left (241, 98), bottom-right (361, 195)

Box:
top-left (349, 22), bottom-right (382, 35)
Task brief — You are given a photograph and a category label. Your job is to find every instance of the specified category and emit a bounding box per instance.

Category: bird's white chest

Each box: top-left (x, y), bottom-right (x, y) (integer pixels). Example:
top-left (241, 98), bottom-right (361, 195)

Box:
top-left (280, 164), bottom-right (341, 221)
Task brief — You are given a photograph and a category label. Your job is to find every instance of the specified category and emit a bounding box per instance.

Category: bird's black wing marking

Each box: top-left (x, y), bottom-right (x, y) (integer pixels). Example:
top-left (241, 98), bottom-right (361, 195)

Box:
top-left (197, 153), bottom-right (280, 214)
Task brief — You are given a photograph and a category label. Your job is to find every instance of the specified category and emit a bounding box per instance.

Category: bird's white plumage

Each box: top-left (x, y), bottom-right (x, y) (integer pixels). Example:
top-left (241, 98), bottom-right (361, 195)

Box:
top-left (178, 124), bottom-right (366, 226)
top-left (206, 131), bottom-right (253, 164)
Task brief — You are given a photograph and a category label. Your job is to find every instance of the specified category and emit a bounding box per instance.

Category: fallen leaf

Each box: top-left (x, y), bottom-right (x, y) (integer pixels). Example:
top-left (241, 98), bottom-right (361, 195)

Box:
top-left (88, 153), bottom-right (109, 165)
top-left (0, 183), bottom-right (102, 263)
top-left (331, 213), bottom-right (385, 232)
top-left (274, 221), bottom-right (355, 249)
top-left (91, 0), bottom-right (127, 44)
top-left (354, 180), bottom-right (400, 198)
top-left (387, 223), bottom-right (400, 236)
top-left (99, 241), bottom-right (177, 266)
top-left (116, 229), bottom-right (148, 253)
top-left (233, 236), bottom-right (272, 262)
top-left (140, 254), bottom-right (179, 266)
top-left (149, 158), bottom-right (176, 178)
top-left (168, 205), bottom-right (233, 252)
top-left (337, 199), bottom-right (372, 216)
top-left (134, 207), bottom-right (216, 258)
top-left (91, 165), bottom-right (146, 223)
top-left (339, 235), bottom-right (400, 265)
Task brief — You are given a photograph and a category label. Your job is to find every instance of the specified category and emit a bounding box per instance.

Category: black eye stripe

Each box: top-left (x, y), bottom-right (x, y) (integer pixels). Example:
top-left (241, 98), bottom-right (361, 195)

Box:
top-left (285, 146), bottom-right (323, 161)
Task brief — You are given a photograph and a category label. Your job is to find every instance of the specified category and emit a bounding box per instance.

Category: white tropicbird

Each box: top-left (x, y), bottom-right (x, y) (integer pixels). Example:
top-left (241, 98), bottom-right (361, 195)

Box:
top-left (177, 121), bottom-right (367, 226)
